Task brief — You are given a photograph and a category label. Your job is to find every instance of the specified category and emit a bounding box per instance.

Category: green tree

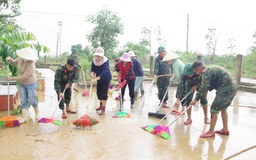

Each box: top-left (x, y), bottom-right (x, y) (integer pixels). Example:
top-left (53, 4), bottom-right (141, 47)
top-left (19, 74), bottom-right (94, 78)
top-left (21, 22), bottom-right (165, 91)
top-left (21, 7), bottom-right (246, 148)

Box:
top-left (86, 7), bottom-right (124, 57)
top-left (205, 28), bottom-right (221, 64)
top-left (227, 38), bottom-right (236, 54)
top-left (122, 41), bottom-right (150, 67)
top-left (0, 0), bottom-right (21, 19)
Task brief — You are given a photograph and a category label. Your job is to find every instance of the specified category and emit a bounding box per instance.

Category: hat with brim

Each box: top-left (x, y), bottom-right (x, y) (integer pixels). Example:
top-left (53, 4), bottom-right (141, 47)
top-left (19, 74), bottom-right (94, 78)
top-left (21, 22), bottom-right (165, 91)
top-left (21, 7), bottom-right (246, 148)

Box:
top-left (157, 46), bottom-right (166, 53)
top-left (128, 51), bottom-right (136, 57)
top-left (120, 52), bottom-right (131, 62)
top-left (162, 53), bottom-right (179, 61)
top-left (112, 54), bottom-right (118, 59)
top-left (16, 47), bottom-right (38, 61)
top-left (93, 47), bottom-right (104, 57)
top-left (71, 48), bottom-right (78, 52)
top-left (183, 63), bottom-right (194, 75)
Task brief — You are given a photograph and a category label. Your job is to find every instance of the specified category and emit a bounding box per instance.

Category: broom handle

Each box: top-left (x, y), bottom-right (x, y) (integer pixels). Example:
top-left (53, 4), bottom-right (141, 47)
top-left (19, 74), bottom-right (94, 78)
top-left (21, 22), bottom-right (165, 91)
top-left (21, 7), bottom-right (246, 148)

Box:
top-left (141, 78), bottom-right (155, 106)
top-left (119, 89), bottom-right (123, 111)
top-left (51, 88), bottom-right (66, 117)
top-left (167, 105), bottom-right (194, 128)
top-left (7, 62), bottom-right (10, 116)
top-left (87, 84), bottom-right (93, 110)
top-left (155, 74), bottom-right (172, 78)
top-left (82, 68), bottom-right (88, 91)
top-left (112, 81), bottom-right (118, 89)
top-left (157, 82), bottom-right (172, 112)
top-left (156, 90), bottom-right (192, 125)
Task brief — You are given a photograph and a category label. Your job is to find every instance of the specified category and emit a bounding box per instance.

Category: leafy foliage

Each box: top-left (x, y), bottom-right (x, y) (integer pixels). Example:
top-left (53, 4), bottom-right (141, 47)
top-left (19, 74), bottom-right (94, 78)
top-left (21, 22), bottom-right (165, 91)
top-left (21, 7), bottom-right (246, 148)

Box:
top-left (86, 7), bottom-right (124, 57)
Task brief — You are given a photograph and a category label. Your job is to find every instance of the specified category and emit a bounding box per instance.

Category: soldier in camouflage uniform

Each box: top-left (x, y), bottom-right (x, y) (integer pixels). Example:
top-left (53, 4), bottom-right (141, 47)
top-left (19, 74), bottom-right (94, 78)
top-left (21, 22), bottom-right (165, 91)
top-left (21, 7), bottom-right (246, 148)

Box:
top-left (190, 61), bottom-right (238, 138)
top-left (54, 58), bottom-right (79, 119)
top-left (174, 63), bottom-right (210, 125)
top-left (153, 46), bottom-right (171, 108)
top-left (68, 47), bottom-right (80, 91)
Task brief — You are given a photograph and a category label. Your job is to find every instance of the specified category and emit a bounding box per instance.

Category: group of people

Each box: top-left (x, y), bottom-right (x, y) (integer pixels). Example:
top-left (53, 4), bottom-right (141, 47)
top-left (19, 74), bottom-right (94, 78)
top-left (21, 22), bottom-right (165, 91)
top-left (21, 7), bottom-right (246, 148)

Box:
top-left (6, 45), bottom-right (238, 138)
top-left (153, 46), bottom-right (237, 138)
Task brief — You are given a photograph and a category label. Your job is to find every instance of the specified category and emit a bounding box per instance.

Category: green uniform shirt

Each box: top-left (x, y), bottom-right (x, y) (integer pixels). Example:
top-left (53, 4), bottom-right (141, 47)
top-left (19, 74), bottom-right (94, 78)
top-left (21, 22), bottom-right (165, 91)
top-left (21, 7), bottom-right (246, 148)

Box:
top-left (176, 74), bottom-right (201, 99)
top-left (154, 56), bottom-right (170, 76)
top-left (170, 59), bottom-right (184, 83)
top-left (195, 65), bottom-right (237, 101)
top-left (54, 65), bottom-right (79, 94)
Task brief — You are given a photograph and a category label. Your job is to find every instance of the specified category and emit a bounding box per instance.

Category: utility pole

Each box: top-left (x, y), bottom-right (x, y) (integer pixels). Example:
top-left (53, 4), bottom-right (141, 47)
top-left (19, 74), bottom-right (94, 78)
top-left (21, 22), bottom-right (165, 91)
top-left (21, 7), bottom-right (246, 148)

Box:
top-left (58, 21), bottom-right (62, 56)
top-left (56, 32), bottom-right (59, 63)
top-left (56, 21), bottom-right (62, 63)
top-left (186, 14), bottom-right (189, 53)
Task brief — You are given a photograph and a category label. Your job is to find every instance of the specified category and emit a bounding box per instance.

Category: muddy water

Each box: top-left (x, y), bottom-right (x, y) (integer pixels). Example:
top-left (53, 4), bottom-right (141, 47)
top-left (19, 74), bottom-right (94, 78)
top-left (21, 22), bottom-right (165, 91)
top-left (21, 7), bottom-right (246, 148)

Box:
top-left (1, 68), bottom-right (256, 160)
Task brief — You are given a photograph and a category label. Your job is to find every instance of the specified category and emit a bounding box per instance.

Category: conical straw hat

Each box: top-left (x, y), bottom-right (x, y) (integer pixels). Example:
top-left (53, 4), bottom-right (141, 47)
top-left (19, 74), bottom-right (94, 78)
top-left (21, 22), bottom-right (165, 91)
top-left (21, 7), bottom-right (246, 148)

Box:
top-left (162, 52), bottom-right (179, 61)
top-left (16, 47), bottom-right (38, 61)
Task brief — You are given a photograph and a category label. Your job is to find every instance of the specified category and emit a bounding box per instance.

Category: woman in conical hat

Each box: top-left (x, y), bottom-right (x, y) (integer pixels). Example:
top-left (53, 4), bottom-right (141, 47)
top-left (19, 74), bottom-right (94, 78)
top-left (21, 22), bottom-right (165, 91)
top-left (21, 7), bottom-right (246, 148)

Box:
top-left (5, 47), bottom-right (39, 124)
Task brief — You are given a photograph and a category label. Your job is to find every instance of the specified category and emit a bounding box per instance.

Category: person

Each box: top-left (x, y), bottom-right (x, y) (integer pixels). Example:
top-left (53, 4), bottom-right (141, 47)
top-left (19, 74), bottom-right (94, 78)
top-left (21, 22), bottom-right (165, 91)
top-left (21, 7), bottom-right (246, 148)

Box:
top-left (54, 58), bottom-right (79, 119)
top-left (153, 46), bottom-right (171, 108)
top-left (115, 52), bottom-right (135, 109)
top-left (112, 54), bottom-right (120, 72)
top-left (91, 47), bottom-right (112, 115)
top-left (5, 47), bottom-right (39, 123)
top-left (68, 47), bottom-right (80, 91)
top-left (128, 51), bottom-right (144, 99)
top-left (190, 61), bottom-right (238, 138)
top-left (174, 63), bottom-right (210, 125)
top-left (162, 52), bottom-right (184, 112)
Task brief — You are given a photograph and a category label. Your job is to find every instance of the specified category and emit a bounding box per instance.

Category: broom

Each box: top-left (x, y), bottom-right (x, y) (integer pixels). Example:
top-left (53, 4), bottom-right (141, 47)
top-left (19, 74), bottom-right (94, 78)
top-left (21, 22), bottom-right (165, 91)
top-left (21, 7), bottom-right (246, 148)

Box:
top-left (0, 62), bottom-right (20, 128)
top-left (142, 91), bottom-right (192, 139)
top-left (38, 88), bottom-right (67, 126)
top-left (73, 83), bottom-right (99, 129)
top-left (148, 82), bottom-right (172, 119)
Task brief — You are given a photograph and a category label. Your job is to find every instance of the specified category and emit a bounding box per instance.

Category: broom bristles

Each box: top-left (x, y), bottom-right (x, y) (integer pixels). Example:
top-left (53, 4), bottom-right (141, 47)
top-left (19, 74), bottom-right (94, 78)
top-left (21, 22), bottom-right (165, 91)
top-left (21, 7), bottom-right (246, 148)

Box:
top-left (0, 116), bottom-right (20, 128)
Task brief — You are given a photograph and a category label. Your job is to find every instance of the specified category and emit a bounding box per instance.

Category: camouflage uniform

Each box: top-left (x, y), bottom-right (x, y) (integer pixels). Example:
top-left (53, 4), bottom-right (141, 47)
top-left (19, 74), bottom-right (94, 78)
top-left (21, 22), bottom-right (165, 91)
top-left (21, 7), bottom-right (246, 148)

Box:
top-left (154, 56), bottom-right (171, 103)
top-left (54, 65), bottom-right (79, 110)
top-left (176, 74), bottom-right (208, 106)
top-left (195, 66), bottom-right (238, 114)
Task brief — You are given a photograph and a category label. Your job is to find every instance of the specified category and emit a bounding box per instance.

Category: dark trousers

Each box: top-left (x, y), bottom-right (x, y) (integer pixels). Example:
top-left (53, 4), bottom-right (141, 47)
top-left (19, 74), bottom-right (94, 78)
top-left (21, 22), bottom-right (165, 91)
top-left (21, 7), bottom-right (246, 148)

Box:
top-left (97, 81), bottom-right (110, 100)
top-left (57, 86), bottom-right (72, 110)
top-left (121, 79), bottom-right (135, 104)
top-left (157, 77), bottom-right (169, 103)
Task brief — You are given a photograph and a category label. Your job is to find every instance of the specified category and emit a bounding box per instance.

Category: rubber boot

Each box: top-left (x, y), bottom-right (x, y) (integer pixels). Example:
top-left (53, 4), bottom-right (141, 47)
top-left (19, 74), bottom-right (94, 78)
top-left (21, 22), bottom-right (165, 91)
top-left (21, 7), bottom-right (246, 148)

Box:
top-left (134, 92), bottom-right (138, 100)
top-left (139, 90), bottom-right (144, 98)
top-left (19, 108), bottom-right (29, 124)
top-left (96, 101), bottom-right (102, 111)
top-left (34, 107), bottom-right (40, 119)
top-left (130, 99), bottom-right (134, 109)
top-left (99, 100), bottom-right (106, 115)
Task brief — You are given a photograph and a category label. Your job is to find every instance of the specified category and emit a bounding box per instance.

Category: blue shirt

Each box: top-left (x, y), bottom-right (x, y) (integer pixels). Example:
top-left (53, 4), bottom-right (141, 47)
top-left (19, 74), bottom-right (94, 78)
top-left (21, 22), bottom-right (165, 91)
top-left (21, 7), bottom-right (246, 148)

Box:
top-left (132, 58), bottom-right (144, 77)
top-left (91, 60), bottom-right (112, 83)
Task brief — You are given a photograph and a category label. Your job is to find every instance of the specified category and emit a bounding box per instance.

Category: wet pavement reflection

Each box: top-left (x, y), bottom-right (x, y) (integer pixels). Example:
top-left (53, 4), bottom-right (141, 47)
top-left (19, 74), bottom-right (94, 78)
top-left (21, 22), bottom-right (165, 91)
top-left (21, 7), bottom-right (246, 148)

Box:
top-left (0, 68), bottom-right (256, 160)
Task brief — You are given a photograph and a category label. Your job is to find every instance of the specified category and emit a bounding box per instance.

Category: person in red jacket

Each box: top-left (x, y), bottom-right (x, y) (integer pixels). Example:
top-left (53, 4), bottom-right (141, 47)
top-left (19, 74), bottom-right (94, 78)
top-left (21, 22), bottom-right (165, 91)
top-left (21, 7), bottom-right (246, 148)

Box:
top-left (115, 52), bottom-right (135, 109)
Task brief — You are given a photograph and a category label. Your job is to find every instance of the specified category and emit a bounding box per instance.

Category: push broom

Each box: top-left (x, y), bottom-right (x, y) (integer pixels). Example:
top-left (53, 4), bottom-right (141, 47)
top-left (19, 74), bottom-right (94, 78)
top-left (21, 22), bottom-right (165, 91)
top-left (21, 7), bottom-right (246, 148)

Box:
top-left (73, 83), bottom-right (99, 129)
top-left (148, 82), bottom-right (172, 119)
top-left (142, 91), bottom-right (192, 139)
top-left (154, 104), bottom-right (194, 140)
top-left (38, 88), bottom-right (67, 126)
top-left (0, 63), bottom-right (20, 128)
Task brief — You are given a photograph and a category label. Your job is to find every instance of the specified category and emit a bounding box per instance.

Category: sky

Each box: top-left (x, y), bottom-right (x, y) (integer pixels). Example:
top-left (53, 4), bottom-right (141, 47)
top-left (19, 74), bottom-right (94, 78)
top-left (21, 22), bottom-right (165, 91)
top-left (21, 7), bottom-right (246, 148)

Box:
top-left (15, 0), bottom-right (256, 56)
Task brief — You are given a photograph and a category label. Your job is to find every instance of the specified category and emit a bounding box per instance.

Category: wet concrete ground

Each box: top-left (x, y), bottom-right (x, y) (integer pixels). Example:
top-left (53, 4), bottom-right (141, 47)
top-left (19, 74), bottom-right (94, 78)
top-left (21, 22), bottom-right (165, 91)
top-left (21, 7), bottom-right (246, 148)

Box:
top-left (1, 68), bottom-right (256, 160)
